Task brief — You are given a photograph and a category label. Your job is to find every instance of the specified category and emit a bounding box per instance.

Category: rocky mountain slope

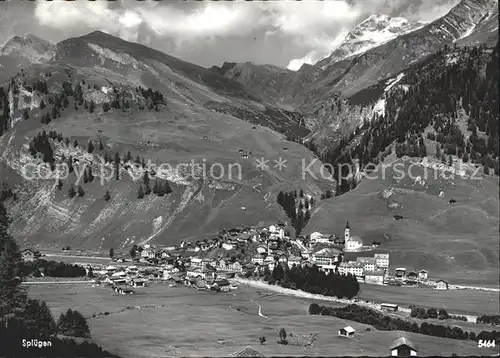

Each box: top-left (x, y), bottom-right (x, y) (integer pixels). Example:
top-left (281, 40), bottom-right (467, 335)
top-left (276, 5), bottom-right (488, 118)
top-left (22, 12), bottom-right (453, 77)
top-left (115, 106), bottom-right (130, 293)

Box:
top-left (0, 34), bottom-right (55, 63)
top-left (213, 0), bottom-right (498, 106)
top-left (0, 31), bottom-right (332, 249)
top-left (456, 7), bottom-right (499, 46)
top-left (316, 14), bottom-right (425, 70)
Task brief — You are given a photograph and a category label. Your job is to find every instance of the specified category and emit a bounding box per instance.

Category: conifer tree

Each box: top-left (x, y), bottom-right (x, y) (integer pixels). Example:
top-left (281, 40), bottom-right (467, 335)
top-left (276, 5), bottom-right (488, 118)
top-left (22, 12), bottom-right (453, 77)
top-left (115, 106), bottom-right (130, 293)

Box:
top-left (137, 185), bottom-right (144, 199)
top-left (0, 203), bottom-right (26, 317)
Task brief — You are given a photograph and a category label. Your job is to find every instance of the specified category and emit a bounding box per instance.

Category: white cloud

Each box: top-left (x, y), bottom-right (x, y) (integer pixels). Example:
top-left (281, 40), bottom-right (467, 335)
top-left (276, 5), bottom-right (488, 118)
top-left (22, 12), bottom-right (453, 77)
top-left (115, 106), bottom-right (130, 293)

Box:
top-left (286, 29), bottom-right (350, 71)
top-left (287, 51), bottom-right (318, 71)
top-left (33, 0), bottom-right (360, 45)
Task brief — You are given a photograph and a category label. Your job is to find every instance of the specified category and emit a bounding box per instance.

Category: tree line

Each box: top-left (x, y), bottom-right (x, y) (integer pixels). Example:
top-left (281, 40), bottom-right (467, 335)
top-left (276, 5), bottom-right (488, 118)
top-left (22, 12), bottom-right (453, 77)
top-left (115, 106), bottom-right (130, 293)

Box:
top-left (309, 303), bottom-right (500, 343)
top-left (0, 202), bottom-right (119, 357)
top-left (409, 305), bottom-right (467, 321)
top-left (21, 259), bottom-right (87, 278)
top-left (27, 130), bottom-right (174, 201)
top-left (263, 263), bottom-right (359, 299)
top-left (477, 315), bottom-right (500, 326)
top-left (276, 189), bottom-right (313, 236)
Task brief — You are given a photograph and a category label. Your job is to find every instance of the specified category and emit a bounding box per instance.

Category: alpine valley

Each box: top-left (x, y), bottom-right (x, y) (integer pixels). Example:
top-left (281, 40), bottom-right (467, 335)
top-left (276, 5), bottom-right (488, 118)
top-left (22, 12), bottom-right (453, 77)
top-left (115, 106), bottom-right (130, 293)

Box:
top-left (0, 0), bottom-right (498, 286)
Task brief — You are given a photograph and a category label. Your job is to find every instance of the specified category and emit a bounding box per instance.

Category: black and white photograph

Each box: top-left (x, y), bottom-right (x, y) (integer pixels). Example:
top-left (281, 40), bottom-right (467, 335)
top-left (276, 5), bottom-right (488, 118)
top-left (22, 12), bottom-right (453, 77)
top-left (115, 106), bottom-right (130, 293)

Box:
top-left (0, 0), bottom-right (499, 357)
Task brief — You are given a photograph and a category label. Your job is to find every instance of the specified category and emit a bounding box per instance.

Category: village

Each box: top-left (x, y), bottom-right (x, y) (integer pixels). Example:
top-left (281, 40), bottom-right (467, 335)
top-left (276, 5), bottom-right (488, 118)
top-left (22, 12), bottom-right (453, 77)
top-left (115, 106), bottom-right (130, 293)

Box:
top-left (20, 221), bottom-right (452, 295)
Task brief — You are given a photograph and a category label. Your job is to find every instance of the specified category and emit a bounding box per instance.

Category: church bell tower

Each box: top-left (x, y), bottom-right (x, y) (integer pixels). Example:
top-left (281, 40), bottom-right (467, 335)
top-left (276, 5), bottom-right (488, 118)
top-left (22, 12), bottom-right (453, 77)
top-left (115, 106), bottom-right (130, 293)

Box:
top-left (344, 221), bottom-right (350, 242)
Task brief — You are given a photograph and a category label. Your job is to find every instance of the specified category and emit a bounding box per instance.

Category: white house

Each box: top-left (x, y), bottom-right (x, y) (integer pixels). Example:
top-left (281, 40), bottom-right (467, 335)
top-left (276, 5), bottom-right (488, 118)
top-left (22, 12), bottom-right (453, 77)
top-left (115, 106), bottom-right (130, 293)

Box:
top-left (338, 326), bottom-right (355, 337)
top-left (390, 337), bottom-right (418, 356)
top-left (356, 257), bottom-right (376, 272)
top-left (344, 222), bottom-right (363, 252)
top-left (222, 243), bottom-right (234, 251)
top-left (339, 262), bottom-right (364, 277)
top-left (105, 266), bottom-right (117, 275)
top-left (251, 254), bottom-right (264, 265)
top-left (227, 261), bottom-right (243, 272)
top-left (256, 246), bottom-right (267, 254)
top-left (374, 253), bottom-right (390, 268)
top-left (190, 257), bottom-right (203, 269)
top-left (263, 255), bottom-right (275, 270)
top-left (418, 269), bottom-right (428, 280)
top-left (435, 280), bottom-right (449, 290)
top-left (312, 248), bottom-right (340, 274)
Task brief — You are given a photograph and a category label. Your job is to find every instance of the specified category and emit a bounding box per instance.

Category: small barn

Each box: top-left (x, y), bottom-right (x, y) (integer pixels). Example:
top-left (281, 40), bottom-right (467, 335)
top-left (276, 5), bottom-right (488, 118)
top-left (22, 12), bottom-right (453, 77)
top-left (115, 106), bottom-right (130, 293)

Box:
top-left (338, 326), bottom-right (355, 337)
top-left (395, 268), bottom-right (406, 277)
top-left (381, 303), bottom-right (399, 312)
top-left (390, 337), bottom-right (418, 356)
top-left (213, 279), bottom-right (231, 292)
top-left (418, 269), bottom-right (428, 280)
top-left (435, 280), bottom-right (449, 290)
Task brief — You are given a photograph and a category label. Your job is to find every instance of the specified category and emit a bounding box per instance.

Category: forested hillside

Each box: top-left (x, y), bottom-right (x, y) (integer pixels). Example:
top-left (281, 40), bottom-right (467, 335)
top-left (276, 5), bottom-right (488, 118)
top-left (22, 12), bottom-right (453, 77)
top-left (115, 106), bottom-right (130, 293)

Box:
top-left (309, 43), bottom-right (499, 195)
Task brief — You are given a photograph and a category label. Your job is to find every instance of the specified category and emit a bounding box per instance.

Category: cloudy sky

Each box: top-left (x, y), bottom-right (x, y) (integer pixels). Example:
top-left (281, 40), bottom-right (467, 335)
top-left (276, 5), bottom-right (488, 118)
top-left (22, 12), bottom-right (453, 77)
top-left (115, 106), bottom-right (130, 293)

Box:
top-left (0, 0), bottom-right (459, 70)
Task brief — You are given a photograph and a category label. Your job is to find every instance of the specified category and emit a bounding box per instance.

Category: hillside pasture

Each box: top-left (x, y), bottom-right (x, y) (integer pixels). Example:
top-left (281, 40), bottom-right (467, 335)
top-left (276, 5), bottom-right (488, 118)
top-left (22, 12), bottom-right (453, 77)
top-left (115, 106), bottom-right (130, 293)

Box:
top-left (306, 158), bottom-right (500, 285)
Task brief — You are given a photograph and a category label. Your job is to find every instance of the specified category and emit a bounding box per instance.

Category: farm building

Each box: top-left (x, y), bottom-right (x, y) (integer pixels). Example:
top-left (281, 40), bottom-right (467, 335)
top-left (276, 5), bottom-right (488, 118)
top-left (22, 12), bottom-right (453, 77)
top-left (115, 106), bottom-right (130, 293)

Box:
top-left (418, 270), bottom-right (428, 280)
top-left (212, 279), bottom-right (231, 292)
top-left (390, 337), bottom-right (418, 356)
top-left (338, 326), bottom-right (355, 337)
top-left (407, 271), bottom-right (417, 280)
top-left (381, 303), bottom-right (399, 312)
top-left (230, 346), bottom-right (265, 357)
top-left (435, 280), bottom-right (449, 290)
top-left (395, 268), bottom-right (406, 277)
top-left (131, 278), bottom-right (147, 287)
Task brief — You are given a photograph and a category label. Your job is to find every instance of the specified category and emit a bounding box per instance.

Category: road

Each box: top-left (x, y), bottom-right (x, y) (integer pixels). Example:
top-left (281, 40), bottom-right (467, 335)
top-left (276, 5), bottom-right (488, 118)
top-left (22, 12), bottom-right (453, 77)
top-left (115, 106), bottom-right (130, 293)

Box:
top-left (22, 280), bottom-right (95, 285)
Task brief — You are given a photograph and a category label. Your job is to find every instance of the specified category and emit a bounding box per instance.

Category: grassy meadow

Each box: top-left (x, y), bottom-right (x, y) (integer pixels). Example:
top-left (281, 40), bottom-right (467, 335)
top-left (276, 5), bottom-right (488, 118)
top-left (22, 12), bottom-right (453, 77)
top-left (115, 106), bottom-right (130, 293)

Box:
top-left (27, 282), bottom-right (498, 357)
top-left (358, 283), bottom-right (500, 316)
top-left (306, 158), bottom-right (500, 285)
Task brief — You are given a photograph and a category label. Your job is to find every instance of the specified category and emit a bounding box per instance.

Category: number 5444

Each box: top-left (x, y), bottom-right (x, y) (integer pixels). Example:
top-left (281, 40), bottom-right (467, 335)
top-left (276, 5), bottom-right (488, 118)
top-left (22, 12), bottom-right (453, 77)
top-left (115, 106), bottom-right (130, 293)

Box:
top-left (477, 340), bottom-right (496, 348)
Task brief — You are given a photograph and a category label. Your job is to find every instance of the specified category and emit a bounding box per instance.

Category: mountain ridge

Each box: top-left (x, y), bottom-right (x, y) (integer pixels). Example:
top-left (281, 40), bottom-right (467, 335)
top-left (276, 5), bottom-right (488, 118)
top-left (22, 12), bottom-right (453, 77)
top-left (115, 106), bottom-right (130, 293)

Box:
top-left (212, 0), bottom-right (498, 108)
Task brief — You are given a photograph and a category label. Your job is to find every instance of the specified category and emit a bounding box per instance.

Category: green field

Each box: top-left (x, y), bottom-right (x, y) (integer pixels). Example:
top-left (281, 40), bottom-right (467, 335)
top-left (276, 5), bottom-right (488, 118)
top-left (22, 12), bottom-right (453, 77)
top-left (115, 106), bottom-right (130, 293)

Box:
top-left (27, 282), bottom-right (497, 357)
top-left (358, 283), bottom-right (500, 317)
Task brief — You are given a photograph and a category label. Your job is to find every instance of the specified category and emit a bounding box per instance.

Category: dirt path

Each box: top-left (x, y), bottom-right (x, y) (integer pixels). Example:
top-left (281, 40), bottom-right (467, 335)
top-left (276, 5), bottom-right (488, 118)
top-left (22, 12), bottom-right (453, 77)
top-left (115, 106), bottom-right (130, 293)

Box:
top-left (250, 298), bottom-right (269, 319)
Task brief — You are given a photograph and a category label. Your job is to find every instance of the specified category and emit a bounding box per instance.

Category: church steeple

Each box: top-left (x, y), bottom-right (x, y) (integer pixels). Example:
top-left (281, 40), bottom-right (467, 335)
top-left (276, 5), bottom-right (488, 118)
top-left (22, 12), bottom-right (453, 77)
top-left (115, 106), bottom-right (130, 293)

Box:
top-left (344, 221), bottom-right (350, 242)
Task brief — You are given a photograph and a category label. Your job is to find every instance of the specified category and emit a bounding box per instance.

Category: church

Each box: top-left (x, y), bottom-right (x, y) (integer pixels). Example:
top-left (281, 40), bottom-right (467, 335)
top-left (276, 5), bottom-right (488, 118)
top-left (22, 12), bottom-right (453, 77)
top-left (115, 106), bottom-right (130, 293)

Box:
top-left (344, 222), bottom-right (363, 252)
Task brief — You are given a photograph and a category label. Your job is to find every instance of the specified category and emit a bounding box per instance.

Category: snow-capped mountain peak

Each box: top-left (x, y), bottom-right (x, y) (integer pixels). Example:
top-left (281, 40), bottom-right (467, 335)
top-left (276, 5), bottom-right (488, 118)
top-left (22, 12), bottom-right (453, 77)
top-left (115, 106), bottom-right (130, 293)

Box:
top-left (317, 14), bottom-right (426, 69)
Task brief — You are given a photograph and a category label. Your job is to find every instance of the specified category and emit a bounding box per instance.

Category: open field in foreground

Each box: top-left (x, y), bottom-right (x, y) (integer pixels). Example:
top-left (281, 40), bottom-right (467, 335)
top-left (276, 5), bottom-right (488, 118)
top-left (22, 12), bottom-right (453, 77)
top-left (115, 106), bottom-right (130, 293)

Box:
top-left (358, 283), bottom-right (500, 316)
top-left (28, 283), bottom-right (498, 357)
